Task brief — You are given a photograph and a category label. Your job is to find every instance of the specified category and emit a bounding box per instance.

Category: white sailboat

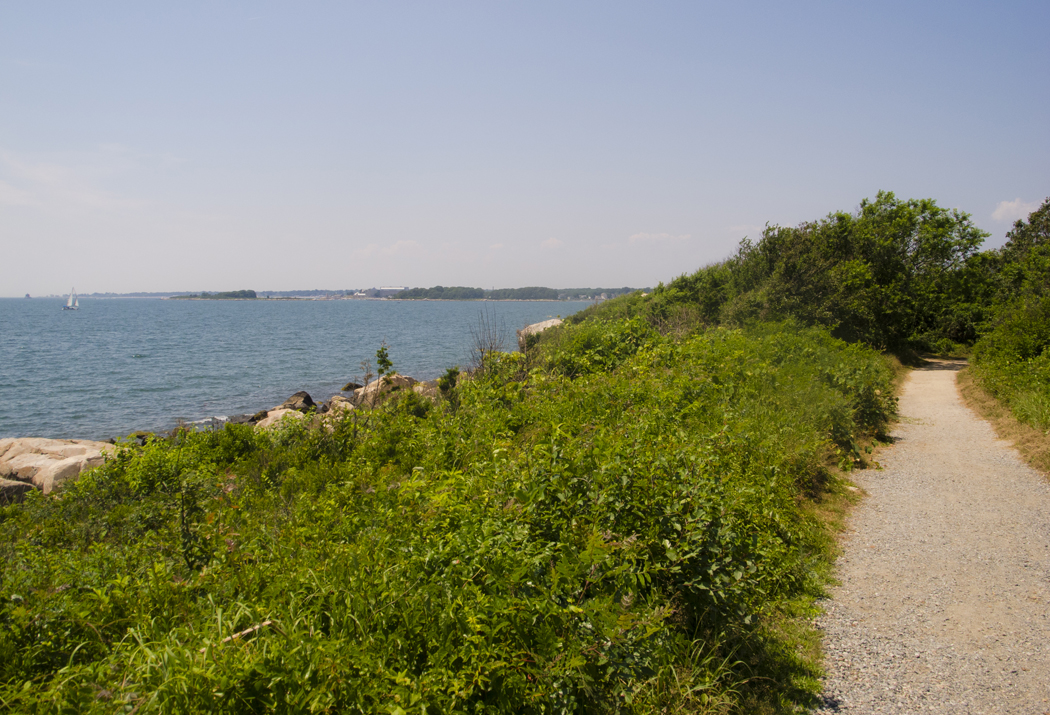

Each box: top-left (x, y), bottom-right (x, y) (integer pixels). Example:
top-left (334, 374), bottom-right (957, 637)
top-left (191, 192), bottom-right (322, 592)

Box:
top-left (63, 287), bottom-right (79, 311)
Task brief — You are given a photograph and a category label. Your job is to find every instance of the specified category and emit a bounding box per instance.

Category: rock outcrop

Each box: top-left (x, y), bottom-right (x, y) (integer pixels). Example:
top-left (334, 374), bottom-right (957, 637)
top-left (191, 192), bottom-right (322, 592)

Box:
top-left (253, 391), bottom-right (321, 429)
top-left (517, 318), bottom-right (562, 350)
top-left (278, 391), bottom-right (316, 413)
top-left (353, 375), bottom-right (418, 407)
top-left (254, 408), bottom-right (306, 430)
top-left (412, 380), bottom-right (440, 401)
top-left (328, 395), bottom-right (355, 414)
top-left (0, 438), bottom-right (115, 495)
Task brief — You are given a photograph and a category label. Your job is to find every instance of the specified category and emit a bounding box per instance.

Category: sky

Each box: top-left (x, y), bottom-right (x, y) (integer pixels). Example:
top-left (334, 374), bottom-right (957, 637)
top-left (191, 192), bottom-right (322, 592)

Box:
top-left (1, 1), bottom-right (1047, 296)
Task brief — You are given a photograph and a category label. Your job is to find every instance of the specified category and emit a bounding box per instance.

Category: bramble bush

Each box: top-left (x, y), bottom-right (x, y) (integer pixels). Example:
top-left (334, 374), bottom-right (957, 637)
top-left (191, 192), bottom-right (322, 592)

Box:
top-left (0, 322), bottom-right (894, 713)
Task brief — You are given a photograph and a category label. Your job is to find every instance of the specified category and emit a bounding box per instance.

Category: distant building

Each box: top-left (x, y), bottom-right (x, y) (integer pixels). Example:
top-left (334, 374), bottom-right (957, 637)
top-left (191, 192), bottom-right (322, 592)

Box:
top-left (375, 286), bottom-right (408, 297)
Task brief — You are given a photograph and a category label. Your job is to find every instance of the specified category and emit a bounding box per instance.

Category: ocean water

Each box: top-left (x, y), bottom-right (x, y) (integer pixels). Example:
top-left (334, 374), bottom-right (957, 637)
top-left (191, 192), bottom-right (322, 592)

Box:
top-left (0, 297), bottom-right (591, 441)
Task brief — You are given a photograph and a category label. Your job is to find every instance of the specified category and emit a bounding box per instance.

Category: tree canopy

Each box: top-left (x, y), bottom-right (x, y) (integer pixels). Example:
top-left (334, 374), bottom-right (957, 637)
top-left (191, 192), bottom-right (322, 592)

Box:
top-left (611, 191), bottom-right (989, 349)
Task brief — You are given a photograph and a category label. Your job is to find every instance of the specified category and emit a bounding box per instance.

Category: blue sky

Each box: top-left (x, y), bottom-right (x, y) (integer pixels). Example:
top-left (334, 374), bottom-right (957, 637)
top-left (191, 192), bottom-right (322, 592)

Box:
top-left (1, 1), bottom-right (1047, 295)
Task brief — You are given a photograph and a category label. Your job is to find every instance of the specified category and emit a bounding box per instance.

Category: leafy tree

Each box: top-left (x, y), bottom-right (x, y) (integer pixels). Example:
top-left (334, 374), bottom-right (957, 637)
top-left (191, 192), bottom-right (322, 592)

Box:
top-left (601, 191), bottom-right (989, 350)
top-left (375, 343), bottom-right (393, 378)
top-left (997, 197), bottom-right (1050, 302)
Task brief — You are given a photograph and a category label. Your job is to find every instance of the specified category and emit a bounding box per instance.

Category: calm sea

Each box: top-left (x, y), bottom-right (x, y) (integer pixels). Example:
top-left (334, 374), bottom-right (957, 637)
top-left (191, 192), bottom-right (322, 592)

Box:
top-left (0, 297), bottom-right (591, 441)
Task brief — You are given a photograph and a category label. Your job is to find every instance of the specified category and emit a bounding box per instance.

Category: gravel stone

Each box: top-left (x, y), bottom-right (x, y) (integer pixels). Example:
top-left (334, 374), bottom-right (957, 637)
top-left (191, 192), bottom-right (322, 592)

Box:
top-left (814, 360), bottom-right (1050, 714)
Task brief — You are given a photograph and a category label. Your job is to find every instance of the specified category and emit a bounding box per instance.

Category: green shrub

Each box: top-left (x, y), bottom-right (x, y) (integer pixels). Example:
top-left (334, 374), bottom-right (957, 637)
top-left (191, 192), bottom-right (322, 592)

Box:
top-left (972, 296), bottom-right (1050, 431)
top-left (0, 323), bottom-right (894, 713)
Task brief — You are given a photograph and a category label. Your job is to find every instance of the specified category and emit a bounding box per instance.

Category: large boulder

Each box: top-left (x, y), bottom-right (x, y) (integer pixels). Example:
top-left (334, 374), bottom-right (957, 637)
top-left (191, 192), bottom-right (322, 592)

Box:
top-left (517, 318), bottom-right (562, 351)
top-left (412, 380), bottom-right (440, 401)
top-left (254, 408), bottom-right (306, 430)
top-left (0, 438), bottom-right (115, 494)
top-left (353, 374), bottom-right (418, 407)
top-left (327, 395), bottom-right (355, 415)
top-left (253, 391), bottom-right (320, 430)
top-left (278, 391), bottom-right (316, 413)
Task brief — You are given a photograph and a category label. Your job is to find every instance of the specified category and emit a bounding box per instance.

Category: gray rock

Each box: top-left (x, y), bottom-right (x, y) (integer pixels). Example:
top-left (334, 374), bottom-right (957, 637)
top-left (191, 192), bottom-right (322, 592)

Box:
top-left (278, 391), bottom-right (316, 413)
top-left (254, 409), bottom-right (306, 430)
top-left (517, 318), bottom-right (562, 350)
top-left (413, 380), bottom-right (440, 401)
top-left (328, 395), bottom-right (355, 414)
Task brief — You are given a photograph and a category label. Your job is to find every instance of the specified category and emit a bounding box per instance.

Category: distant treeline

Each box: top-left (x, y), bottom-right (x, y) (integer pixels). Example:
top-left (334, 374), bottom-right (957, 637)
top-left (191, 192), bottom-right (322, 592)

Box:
top-left (172, 290), bottom-right (258, 300)
top-left (76, 287), bottom-right (648, 300)
top-left (394, 286), bottom-right (644, 300)
top-left (558, 287), bottom-right (641, 300)
top-left (83, 289), bottom-right (347, 299)
top-left (396, 286), bottom-right (486, 300)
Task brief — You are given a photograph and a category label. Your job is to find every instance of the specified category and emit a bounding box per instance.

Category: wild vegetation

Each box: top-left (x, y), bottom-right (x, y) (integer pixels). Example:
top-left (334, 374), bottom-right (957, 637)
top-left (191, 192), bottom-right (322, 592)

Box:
top-left (0, 321), bottom-right (894, 713)
top-left (2, 191), bottom-right (1046, 712)
top-left (577, 193), bottom-right (1050, 435)
top-left (968, 199), bottom-right (1050, 432)
top-left (573, 192), bottom-right (988, 352)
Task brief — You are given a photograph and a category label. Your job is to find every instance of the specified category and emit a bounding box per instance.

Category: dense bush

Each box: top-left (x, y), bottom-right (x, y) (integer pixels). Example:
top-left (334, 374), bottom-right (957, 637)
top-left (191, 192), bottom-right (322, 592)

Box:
top-left (0, 324), bottom-right (894, 713)
top-left (970, 199), bottom-right (1050, 431)
top-left (574, 192), bottom-right (989, 351)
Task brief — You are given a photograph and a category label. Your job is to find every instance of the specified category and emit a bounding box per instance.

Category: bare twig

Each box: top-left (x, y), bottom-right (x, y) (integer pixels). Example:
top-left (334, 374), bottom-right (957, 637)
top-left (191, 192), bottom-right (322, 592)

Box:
top-left (469, 307), bottom-right (507, 372)
top-left (199, 620), bottom-right (278, 653)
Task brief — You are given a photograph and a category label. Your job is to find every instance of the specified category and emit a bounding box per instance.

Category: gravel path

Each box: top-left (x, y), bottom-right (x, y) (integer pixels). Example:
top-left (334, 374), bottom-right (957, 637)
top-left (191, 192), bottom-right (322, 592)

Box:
top-left (814, 360), bottom-right (1050, 713)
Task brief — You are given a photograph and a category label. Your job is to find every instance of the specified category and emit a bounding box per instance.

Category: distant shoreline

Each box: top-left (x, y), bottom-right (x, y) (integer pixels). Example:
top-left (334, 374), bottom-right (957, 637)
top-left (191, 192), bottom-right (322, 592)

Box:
top-left (6, 296), bottom-right (593, 303)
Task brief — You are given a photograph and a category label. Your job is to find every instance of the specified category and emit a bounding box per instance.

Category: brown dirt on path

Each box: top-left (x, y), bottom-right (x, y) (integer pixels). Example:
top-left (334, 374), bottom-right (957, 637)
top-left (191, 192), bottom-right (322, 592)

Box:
top-left (814, 359), bottom-right (1050, 713)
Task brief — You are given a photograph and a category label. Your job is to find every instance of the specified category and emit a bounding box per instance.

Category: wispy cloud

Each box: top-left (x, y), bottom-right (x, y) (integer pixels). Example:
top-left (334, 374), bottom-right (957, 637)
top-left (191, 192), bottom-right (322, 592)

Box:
top-left (628, 232), bottom-right (690, 244)
top-left (992, 198), bottom-right (1040, 223)
top-left (0, 147), bottom-right (151, 211)
top-left (388, 240), bottom-right (420, 254)
top-left (541, 237), bottom-right (563, 249)
top-left (0, 180), bottom-right (37, 206)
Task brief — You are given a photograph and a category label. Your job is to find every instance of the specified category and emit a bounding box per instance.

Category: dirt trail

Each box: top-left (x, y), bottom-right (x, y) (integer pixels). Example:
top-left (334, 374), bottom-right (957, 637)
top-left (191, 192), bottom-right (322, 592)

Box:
top-left (815, 360), bottom-right (1050, 713)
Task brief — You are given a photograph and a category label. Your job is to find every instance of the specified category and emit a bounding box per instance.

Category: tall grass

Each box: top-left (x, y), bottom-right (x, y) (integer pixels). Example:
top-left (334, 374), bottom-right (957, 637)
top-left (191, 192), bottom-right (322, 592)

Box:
top-left (0, 322), bottom-right (894, 713)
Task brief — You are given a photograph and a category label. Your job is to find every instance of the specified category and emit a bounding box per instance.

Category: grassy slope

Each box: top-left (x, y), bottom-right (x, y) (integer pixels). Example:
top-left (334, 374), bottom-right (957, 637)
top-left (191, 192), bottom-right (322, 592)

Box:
top-left (957, 368), bottom-right (1050, 475)
top-left (0, 321), bottom-right (896, 713)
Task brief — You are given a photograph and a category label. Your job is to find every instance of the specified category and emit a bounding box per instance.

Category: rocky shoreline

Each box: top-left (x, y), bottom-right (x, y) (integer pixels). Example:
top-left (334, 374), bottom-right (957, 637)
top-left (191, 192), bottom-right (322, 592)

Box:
top-left (0, 374), bottom-right (440, 503)
top-left (1, 319), bottom-right (565, 504)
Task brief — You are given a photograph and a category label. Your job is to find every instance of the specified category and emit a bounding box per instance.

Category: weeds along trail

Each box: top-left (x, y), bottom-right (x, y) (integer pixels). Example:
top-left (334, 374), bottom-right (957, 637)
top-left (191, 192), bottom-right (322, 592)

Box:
top-left (0, 322), bottom-right (895, 713)
top-left (816, 360), bottom-right (1050, 713)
